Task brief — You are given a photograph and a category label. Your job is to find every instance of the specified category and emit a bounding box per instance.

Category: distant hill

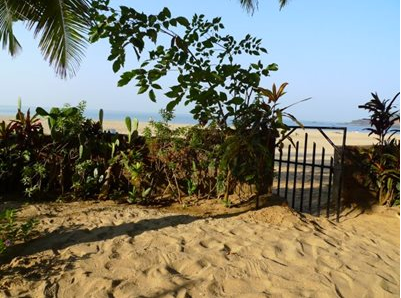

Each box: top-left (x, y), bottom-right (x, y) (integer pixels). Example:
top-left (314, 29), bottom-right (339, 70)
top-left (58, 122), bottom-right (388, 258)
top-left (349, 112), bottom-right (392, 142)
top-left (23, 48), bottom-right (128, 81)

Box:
top-left (348, 118), bottom-right (400, 127)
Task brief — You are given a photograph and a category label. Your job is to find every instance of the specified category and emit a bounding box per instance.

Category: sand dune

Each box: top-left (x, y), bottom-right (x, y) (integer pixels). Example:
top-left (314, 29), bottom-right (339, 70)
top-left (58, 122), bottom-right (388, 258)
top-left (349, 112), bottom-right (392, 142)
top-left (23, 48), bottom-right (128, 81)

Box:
top-left (0, 201), bottom-right (399, 297)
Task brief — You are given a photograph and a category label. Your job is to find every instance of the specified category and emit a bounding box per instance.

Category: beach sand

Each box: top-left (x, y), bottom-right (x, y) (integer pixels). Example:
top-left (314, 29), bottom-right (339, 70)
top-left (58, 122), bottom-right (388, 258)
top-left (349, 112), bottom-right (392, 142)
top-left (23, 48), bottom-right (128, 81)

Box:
top-left (1, 115), bottom-right (399, 297)
top-left (0, 201), bottom-right (399, 297)
top-left (0, 115), bottom-right (388, 147)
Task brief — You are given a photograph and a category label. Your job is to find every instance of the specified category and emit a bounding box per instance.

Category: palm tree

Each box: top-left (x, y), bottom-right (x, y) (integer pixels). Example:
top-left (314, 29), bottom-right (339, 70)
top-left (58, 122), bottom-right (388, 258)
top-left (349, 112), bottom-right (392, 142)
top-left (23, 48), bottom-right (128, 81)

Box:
top-left (0, 0), bottom-right (288, 79)
top-left (0, 0), bottom-right (90, 78)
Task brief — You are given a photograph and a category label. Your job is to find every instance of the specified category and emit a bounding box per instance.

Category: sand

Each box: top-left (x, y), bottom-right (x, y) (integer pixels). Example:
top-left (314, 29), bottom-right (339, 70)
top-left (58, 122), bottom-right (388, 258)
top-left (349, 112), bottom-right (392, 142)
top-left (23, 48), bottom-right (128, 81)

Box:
top-left (0, 114), bottom-right (390, 148)
top-left (1, 115), bottom-right (399, 297)
top-left (0, 201), bottom-right (399, 297)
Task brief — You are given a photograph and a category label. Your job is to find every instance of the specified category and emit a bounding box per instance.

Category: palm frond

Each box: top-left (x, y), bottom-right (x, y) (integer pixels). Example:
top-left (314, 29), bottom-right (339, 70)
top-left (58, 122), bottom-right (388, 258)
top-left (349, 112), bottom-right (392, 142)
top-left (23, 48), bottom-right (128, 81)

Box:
top-left (279, 0), bottom-right (289, 10)
top-left (238, 0), bottom-right (258, 14)
top-left (0, 0), bottom-right (21, 55)
top-left (280, 97), bottom-right (311, 112)
top-left (13, 0), bottom-right (90, 78)
top-left (238, 0), bottom-right (289, 13)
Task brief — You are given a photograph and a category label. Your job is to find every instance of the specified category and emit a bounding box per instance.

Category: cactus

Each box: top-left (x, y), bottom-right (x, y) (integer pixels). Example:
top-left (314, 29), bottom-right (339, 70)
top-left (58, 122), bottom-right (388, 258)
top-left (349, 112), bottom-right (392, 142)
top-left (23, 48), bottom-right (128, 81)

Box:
top-left (132, 118), bottom-right (138, 131)
top-left (125, 116), bottom-right (139, 144)
top-left (111, 138), bottom-right (119, 158)
top-left (16, 97), bottom-right (23, 119)
top-left (125, 116), bottom-right (131, 133)
top-left (99, 109), bottom-right (104, 130)
top-left (79, 144), bottom-right (84, 159)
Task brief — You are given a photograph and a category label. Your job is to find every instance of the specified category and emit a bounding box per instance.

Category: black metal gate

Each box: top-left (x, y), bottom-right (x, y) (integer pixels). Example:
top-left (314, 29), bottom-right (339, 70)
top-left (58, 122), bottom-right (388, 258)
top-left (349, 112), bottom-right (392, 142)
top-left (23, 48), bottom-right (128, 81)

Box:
top-left (273, 126), bottom-right (347, 222)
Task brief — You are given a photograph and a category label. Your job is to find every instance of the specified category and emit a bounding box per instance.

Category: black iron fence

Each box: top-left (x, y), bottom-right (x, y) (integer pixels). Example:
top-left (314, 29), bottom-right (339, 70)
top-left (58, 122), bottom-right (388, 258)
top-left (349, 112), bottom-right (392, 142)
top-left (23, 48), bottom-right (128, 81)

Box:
top-left (273, 126), bottom-right (347, 222)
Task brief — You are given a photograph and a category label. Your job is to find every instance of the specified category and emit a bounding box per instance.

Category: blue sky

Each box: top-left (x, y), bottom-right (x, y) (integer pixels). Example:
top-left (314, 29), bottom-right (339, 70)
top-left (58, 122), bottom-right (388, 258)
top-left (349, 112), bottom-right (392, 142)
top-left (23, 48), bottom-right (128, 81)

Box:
top-left (0, 0), bottom-right (399, 122)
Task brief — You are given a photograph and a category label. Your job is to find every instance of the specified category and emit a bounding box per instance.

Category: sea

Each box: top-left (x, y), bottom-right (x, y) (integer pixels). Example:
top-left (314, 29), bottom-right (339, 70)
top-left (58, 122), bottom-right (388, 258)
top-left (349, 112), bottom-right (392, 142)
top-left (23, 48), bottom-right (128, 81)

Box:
top-left (0, 105), bottom-right (398, 133)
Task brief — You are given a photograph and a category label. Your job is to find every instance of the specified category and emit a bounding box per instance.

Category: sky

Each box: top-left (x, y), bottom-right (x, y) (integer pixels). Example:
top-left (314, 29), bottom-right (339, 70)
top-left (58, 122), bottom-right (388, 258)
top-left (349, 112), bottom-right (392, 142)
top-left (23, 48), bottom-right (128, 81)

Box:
top-left (0, 0), bottom-right (399, 122)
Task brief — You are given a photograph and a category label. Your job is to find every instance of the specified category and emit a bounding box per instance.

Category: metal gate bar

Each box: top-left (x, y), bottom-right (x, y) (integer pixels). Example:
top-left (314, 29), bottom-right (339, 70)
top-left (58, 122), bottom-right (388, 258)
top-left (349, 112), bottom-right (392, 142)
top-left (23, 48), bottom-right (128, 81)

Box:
top-left (274, 126), bottom-right (347, 222)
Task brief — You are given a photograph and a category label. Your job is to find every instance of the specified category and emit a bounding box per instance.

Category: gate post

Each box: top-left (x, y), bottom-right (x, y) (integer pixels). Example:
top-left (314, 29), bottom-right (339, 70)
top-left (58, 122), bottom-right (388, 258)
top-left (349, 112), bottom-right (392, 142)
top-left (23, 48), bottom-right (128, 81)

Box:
top-left (256, 133), bottom-right (276, 209)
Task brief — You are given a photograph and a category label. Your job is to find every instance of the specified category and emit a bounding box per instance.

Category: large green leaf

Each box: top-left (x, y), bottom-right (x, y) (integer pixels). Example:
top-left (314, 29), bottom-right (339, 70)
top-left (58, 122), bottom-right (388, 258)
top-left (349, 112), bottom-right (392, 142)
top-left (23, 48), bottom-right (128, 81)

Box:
top-left (0, 0), bottom-right (22, 55)
top-left (1, 0), bottom-right (90, 78)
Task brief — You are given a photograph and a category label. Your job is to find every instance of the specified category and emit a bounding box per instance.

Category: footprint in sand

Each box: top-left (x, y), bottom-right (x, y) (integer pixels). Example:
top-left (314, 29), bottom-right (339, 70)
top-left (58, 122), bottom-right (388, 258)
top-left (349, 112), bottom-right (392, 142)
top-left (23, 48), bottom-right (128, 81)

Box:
top-left (198, 238), bottom-right (222, 249)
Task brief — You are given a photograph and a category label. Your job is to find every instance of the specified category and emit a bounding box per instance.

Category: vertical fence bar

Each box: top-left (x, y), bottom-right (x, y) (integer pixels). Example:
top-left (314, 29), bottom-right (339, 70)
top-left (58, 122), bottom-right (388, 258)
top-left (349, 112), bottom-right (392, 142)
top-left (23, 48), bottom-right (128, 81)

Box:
top-left (277, 149), bottom-right (283, 196)
top-left (291, 141), bottom-right (299, 209)
top-left (317, 147), bottom-right (325, 216)
top-left (336, 128), bottom-right (347, 222)
top-left (326, 157), bottom-right (334, 217)
top-left (271, 126), bottom-right (347, 219)
top-left (300, 133), bottom-right (308, 212)
top-left (309, 142), bottom-right (316, 213)
top-left (284, 144), bottom-right (291, 201)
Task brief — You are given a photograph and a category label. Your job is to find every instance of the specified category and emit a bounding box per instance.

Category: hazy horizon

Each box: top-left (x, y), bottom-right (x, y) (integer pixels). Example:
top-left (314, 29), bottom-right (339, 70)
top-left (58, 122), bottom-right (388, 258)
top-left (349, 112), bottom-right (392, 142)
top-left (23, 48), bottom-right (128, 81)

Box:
top-left (0, 103), bottom-right (394, 125)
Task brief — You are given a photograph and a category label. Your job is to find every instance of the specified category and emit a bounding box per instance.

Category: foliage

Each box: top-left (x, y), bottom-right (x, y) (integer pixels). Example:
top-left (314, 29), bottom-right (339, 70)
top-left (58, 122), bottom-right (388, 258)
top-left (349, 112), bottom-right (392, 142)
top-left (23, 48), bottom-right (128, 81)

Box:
top-left (91, 4), bottom-right (279, 129)
top-left (0, 106), bottom-right (45, 194)
top-left (1, 100), bottom-right (303, 207)
top-left (358, 92), bottom-right (400, 146)
top-left (359, 92), bottom-right (400, 206)
top-left (36, 101), bottom-right (87, 143)
top-left (0, 0), bottom-right (287, 77)
top-left (238, 0), bottom-right (289, 14)
top-left (0, 0), bottom-right (91, 78)
top-left (125, 116), bottom-right (139, 144)
top-left (2, 5), bottom-right (302, 206)
top-left (0, 208), bottom-right (36, 254)
top-left (72, 160), bottom-right (105, 198)
top-left (90, 4), bottom-right (305, 202)
top-left (21, 162), bottom-right (47, 197)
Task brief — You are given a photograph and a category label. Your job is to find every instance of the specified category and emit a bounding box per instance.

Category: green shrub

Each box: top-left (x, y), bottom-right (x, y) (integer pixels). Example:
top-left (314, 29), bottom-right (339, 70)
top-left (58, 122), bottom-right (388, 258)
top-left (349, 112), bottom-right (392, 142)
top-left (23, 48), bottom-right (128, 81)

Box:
top-left (0, 208), bottom-right (36, 254)
top-left (359, 92), bottom-right (400, 206)
top-left (0, 105), bottom-right (45, 195)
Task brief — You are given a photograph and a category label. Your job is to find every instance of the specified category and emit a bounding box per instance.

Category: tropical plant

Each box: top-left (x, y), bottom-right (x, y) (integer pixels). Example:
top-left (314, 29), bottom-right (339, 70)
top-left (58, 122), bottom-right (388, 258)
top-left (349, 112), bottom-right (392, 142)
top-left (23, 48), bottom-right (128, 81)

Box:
top-left (359, 92), bottom-right (400, 206)
top-left (358, 92), bottom-right (400, 146)
top-left (9, 108), bottom-right (44, 148)
top-left (0, 104), bottom-right (45, 195)
top-left (72, 159), bottom-right (105, 198)
top-left (36, 101), bottom-right (87, 142)
top-left (127, 185), bottom-right (151, 204)
top-left (0, 208), bottom-right (36, 254)
top-left (21, 162), bottom-right (47, 197)
top-left (124, 116), bottom-right (139, 144)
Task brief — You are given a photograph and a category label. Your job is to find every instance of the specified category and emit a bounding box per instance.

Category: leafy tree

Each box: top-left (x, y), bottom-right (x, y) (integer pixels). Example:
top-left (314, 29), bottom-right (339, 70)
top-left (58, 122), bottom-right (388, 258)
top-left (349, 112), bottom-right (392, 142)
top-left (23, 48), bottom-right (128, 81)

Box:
top-left (90, 4), bottom-right (280, 127)
top-left (0, 0), bottom-right (289, 78)
top-left (91, 2), bottom-right (304, 202)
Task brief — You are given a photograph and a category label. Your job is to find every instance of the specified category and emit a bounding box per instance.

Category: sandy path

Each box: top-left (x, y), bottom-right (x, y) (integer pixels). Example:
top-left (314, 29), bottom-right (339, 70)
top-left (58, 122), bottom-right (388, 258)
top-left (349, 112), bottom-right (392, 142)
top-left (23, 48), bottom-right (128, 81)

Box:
top-left (0, 201), bottom-right (399, 297)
